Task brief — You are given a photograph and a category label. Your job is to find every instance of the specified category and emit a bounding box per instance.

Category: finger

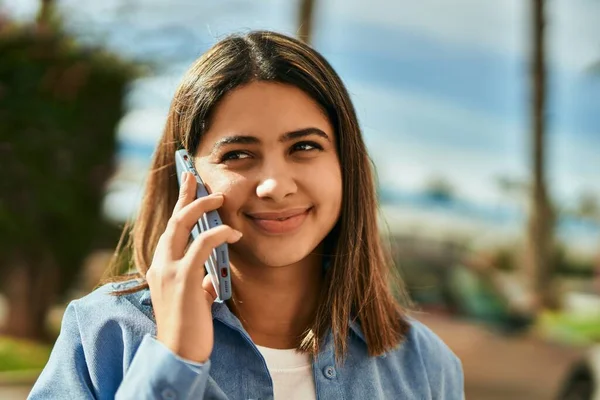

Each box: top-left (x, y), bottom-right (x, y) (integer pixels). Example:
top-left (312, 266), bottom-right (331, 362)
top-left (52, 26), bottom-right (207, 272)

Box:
top-left (202, 274), bottom-right (218, 304)
top-left (165, 193), bottom-right (225, 259)
top-left (182, 225), bottom-right (242, 271)
top-left (171, 171), bottom-right (196, 216)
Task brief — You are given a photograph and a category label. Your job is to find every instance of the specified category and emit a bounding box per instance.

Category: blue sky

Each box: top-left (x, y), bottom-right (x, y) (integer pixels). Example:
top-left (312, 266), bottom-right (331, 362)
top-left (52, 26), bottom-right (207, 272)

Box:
top-left (4, 0), bottom-right (599, 211)
top-left (311, 0), bottom-right (600, 205)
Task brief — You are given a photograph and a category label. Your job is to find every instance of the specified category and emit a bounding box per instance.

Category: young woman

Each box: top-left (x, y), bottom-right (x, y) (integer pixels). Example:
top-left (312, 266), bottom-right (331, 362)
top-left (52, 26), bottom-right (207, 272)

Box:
top-left (29, 30), bottom-right (464, 400)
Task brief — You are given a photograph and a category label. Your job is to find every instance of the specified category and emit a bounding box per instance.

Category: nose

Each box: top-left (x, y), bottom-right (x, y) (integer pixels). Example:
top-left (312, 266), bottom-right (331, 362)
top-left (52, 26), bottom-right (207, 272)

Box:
top-left (255, 165), bottom-right (297, 202)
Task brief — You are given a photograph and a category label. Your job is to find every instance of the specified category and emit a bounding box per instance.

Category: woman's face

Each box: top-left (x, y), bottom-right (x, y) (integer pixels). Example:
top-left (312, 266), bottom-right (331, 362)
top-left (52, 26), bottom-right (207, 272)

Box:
top-left (194, 81), bottom-right (342, 268)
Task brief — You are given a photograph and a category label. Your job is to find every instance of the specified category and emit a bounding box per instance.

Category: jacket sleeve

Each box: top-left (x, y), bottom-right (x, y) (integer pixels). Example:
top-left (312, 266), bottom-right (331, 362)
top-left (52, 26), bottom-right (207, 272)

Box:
top-left (406, 318), bottom-right (465, 400)
top-left (28, 302), bottom-right (97, 399)
top-left (436, 350), bottom-right (465, 400)
top-left (116, 334), bottom-right (212, 399)
top-left (28, 301), bottom-right (213, 400)
top-left (418, 324), bottom-right (465, 400)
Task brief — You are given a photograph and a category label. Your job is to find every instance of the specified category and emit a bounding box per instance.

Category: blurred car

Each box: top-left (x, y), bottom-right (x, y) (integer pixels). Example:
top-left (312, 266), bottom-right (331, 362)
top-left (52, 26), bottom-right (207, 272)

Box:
top-left (415, 310), bottom-right (588, 400)
top-left (557, 345), bottom-right (600, 400)
top-left (394, 236), bottom-right (592, 399)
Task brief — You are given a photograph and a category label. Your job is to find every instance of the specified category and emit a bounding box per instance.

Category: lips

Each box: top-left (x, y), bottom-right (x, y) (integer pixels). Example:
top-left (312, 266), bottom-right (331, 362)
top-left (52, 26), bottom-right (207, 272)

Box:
top-left (245, 207), bottom-right (312, 234)
top-left (246, 207), bottom-right (311, 220)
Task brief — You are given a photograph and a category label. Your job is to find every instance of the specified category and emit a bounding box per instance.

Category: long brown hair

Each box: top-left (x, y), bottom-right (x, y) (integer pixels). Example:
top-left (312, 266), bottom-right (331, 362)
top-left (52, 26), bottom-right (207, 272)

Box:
top-left (104, 30), bottom-right (411, 361)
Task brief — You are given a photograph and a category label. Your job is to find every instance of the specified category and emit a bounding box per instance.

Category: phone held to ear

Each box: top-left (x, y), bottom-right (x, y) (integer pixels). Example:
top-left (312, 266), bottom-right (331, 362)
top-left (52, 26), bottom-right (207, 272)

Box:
top-left (175, 149), bottom-right (232, 302)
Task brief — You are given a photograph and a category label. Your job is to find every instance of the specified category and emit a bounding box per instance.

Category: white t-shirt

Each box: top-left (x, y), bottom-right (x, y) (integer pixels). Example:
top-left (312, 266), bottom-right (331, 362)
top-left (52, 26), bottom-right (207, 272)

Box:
top-left (255, 345), bottom-right (317, 400)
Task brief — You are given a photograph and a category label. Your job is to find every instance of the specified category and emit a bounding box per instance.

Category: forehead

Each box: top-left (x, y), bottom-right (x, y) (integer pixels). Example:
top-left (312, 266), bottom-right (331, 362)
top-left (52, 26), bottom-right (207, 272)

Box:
top-left (201, 81), bottom-right (333, 143)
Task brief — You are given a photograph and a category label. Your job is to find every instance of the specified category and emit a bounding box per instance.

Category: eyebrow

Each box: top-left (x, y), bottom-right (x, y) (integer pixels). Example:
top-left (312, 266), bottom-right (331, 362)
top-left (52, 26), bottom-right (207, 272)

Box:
top-left (210, 128), bottom-right (330, 153)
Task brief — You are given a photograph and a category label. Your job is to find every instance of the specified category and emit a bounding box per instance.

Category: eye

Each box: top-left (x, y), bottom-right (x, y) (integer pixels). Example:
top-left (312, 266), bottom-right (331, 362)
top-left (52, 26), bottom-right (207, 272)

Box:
top-left (291, 141), bottom-right (323, 153)
top-left (220, 151), bottom-right (251, 162)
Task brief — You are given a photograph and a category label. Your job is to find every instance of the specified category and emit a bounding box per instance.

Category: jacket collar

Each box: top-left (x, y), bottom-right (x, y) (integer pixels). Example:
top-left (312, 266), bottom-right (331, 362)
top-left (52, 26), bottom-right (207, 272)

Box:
top-left (138, 289), bottom-right (366, 343)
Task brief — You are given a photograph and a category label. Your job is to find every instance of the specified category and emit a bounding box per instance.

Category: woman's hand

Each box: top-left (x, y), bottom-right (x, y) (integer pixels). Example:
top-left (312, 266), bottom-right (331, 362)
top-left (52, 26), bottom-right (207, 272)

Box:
top-left (146, 171), bottom-right (242, 363)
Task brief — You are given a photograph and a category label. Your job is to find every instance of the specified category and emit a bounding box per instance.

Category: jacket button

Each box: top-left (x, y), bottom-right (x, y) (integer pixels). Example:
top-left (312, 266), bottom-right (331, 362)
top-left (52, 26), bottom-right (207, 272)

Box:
top-left (323, 366), bottom-right (336, 379)
top-left (161, 387), bottom-right (177, 400)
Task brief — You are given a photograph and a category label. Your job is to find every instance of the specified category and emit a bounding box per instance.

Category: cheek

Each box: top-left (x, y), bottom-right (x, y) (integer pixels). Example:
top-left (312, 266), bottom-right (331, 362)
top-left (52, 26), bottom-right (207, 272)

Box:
top-left (200, 172), bottom-right (249, 220)
top-left (201, 173), bottom-right (235, 195)
top-left (196, 159), bottom-right (246, 198)
top-left (329, 172), bottom-right (343, 213)
top-left (310, 159), bottom-right (343, 211)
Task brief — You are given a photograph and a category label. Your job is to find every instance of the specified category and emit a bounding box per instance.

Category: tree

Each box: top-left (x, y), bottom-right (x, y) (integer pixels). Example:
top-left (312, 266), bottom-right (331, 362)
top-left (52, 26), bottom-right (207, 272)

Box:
top-left (297, 0), bottom-right (316, 44)
top-left (423, 176), bottom-right (455, 203)
top-left (524, 0), bottom-right (557, 311)
top-left (572, 192), bottom-right (600, 221)
top-left (36, 0), bottom-right (54, 29)
top-left (0, 3), bottom-right (138, 340)
top-left (495, 175), bottom-right (528, 204)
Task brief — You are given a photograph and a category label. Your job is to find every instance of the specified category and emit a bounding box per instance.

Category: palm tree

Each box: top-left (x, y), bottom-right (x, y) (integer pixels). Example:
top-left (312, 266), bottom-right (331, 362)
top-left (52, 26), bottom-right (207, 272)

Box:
top-left (297, 0), bottom-right (315, 44)
top-left (36, 0), bottom-right (54, 29)
top-left (525, 0), bottom-right (557, 310)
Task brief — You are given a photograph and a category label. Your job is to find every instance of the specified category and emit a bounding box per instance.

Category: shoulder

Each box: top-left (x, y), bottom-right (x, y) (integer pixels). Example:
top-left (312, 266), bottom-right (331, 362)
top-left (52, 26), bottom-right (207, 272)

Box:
top-left (66, 278), bottom-right (156, 340)
top-left (404, 317), bottom-right (460, 365)
top-left (400, 316), bottom-right (464, 397)
top-left (72, 278), bottom-right (148, 309)
top-left (71, 278), bottom-right (148, 312)
top-left (30, 279), bottom-right (157, 398)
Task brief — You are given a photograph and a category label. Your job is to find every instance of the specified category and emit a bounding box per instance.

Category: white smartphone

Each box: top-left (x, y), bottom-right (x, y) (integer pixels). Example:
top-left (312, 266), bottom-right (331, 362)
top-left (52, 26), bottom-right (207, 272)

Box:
top-left (175, 149), bottom-right (232, 302)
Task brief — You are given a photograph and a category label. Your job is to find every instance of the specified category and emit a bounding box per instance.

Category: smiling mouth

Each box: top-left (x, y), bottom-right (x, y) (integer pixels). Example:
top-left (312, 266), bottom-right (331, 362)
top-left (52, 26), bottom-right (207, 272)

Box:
top-left (272, 216), bottom-right (297, 221)
top-left (246, 207), bottom-right (312, 220)
top-left (245, 207), bottom-right (313, 234)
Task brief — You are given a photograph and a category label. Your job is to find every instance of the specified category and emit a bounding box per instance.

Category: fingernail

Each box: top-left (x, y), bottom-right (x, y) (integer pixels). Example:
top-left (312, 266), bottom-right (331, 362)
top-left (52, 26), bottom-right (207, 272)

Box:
top-left (233, 230), bottom-right (243, 239)
top-left (212, 192), bottom-right (224, 197)
top-left (181, 172), bottom-right (188, 184)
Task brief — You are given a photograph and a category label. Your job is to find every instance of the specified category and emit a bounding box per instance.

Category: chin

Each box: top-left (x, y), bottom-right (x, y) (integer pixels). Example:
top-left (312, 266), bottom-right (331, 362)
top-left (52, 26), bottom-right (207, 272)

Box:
top-left (255, 246), bottom-right (313, 268)
top-left (232, 240), bottom-right (318, 268)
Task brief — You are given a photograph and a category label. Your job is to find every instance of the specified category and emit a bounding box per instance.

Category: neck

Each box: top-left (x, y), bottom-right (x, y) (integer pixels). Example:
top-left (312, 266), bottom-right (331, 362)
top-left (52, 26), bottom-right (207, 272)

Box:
top-left (226, 252), bottom-right (323, 349)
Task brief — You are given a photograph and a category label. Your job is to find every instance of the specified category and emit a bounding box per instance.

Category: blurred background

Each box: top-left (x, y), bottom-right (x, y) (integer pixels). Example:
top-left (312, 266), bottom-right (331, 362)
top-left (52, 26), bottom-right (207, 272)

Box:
top-left (0, 0), bottom-right (599, 399)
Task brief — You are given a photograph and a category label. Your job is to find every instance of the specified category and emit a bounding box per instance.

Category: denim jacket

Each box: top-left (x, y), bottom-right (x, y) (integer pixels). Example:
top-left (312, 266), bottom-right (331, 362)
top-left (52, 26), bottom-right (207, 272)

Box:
top-left (28, 279), bottom-right (464, 399)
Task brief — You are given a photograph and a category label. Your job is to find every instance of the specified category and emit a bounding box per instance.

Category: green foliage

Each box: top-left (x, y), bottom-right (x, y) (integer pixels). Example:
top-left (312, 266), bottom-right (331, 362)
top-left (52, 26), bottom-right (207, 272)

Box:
top-left (554, 245), bottom-right (595, 277)
top-left (488, 244), bottom-right (594, 277)
top-left (491, 247), bottom-right (518, 272)
top-left (567, 191), bottom-right (600, 221)
top-left (0, 335), bottom-right (51, 372)
top-left (0, 22), bottom-right (140, 295)
top-left (538, 311), bottom-right (600, 345)
top-left (423, 176), bottom-right (455, 202)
